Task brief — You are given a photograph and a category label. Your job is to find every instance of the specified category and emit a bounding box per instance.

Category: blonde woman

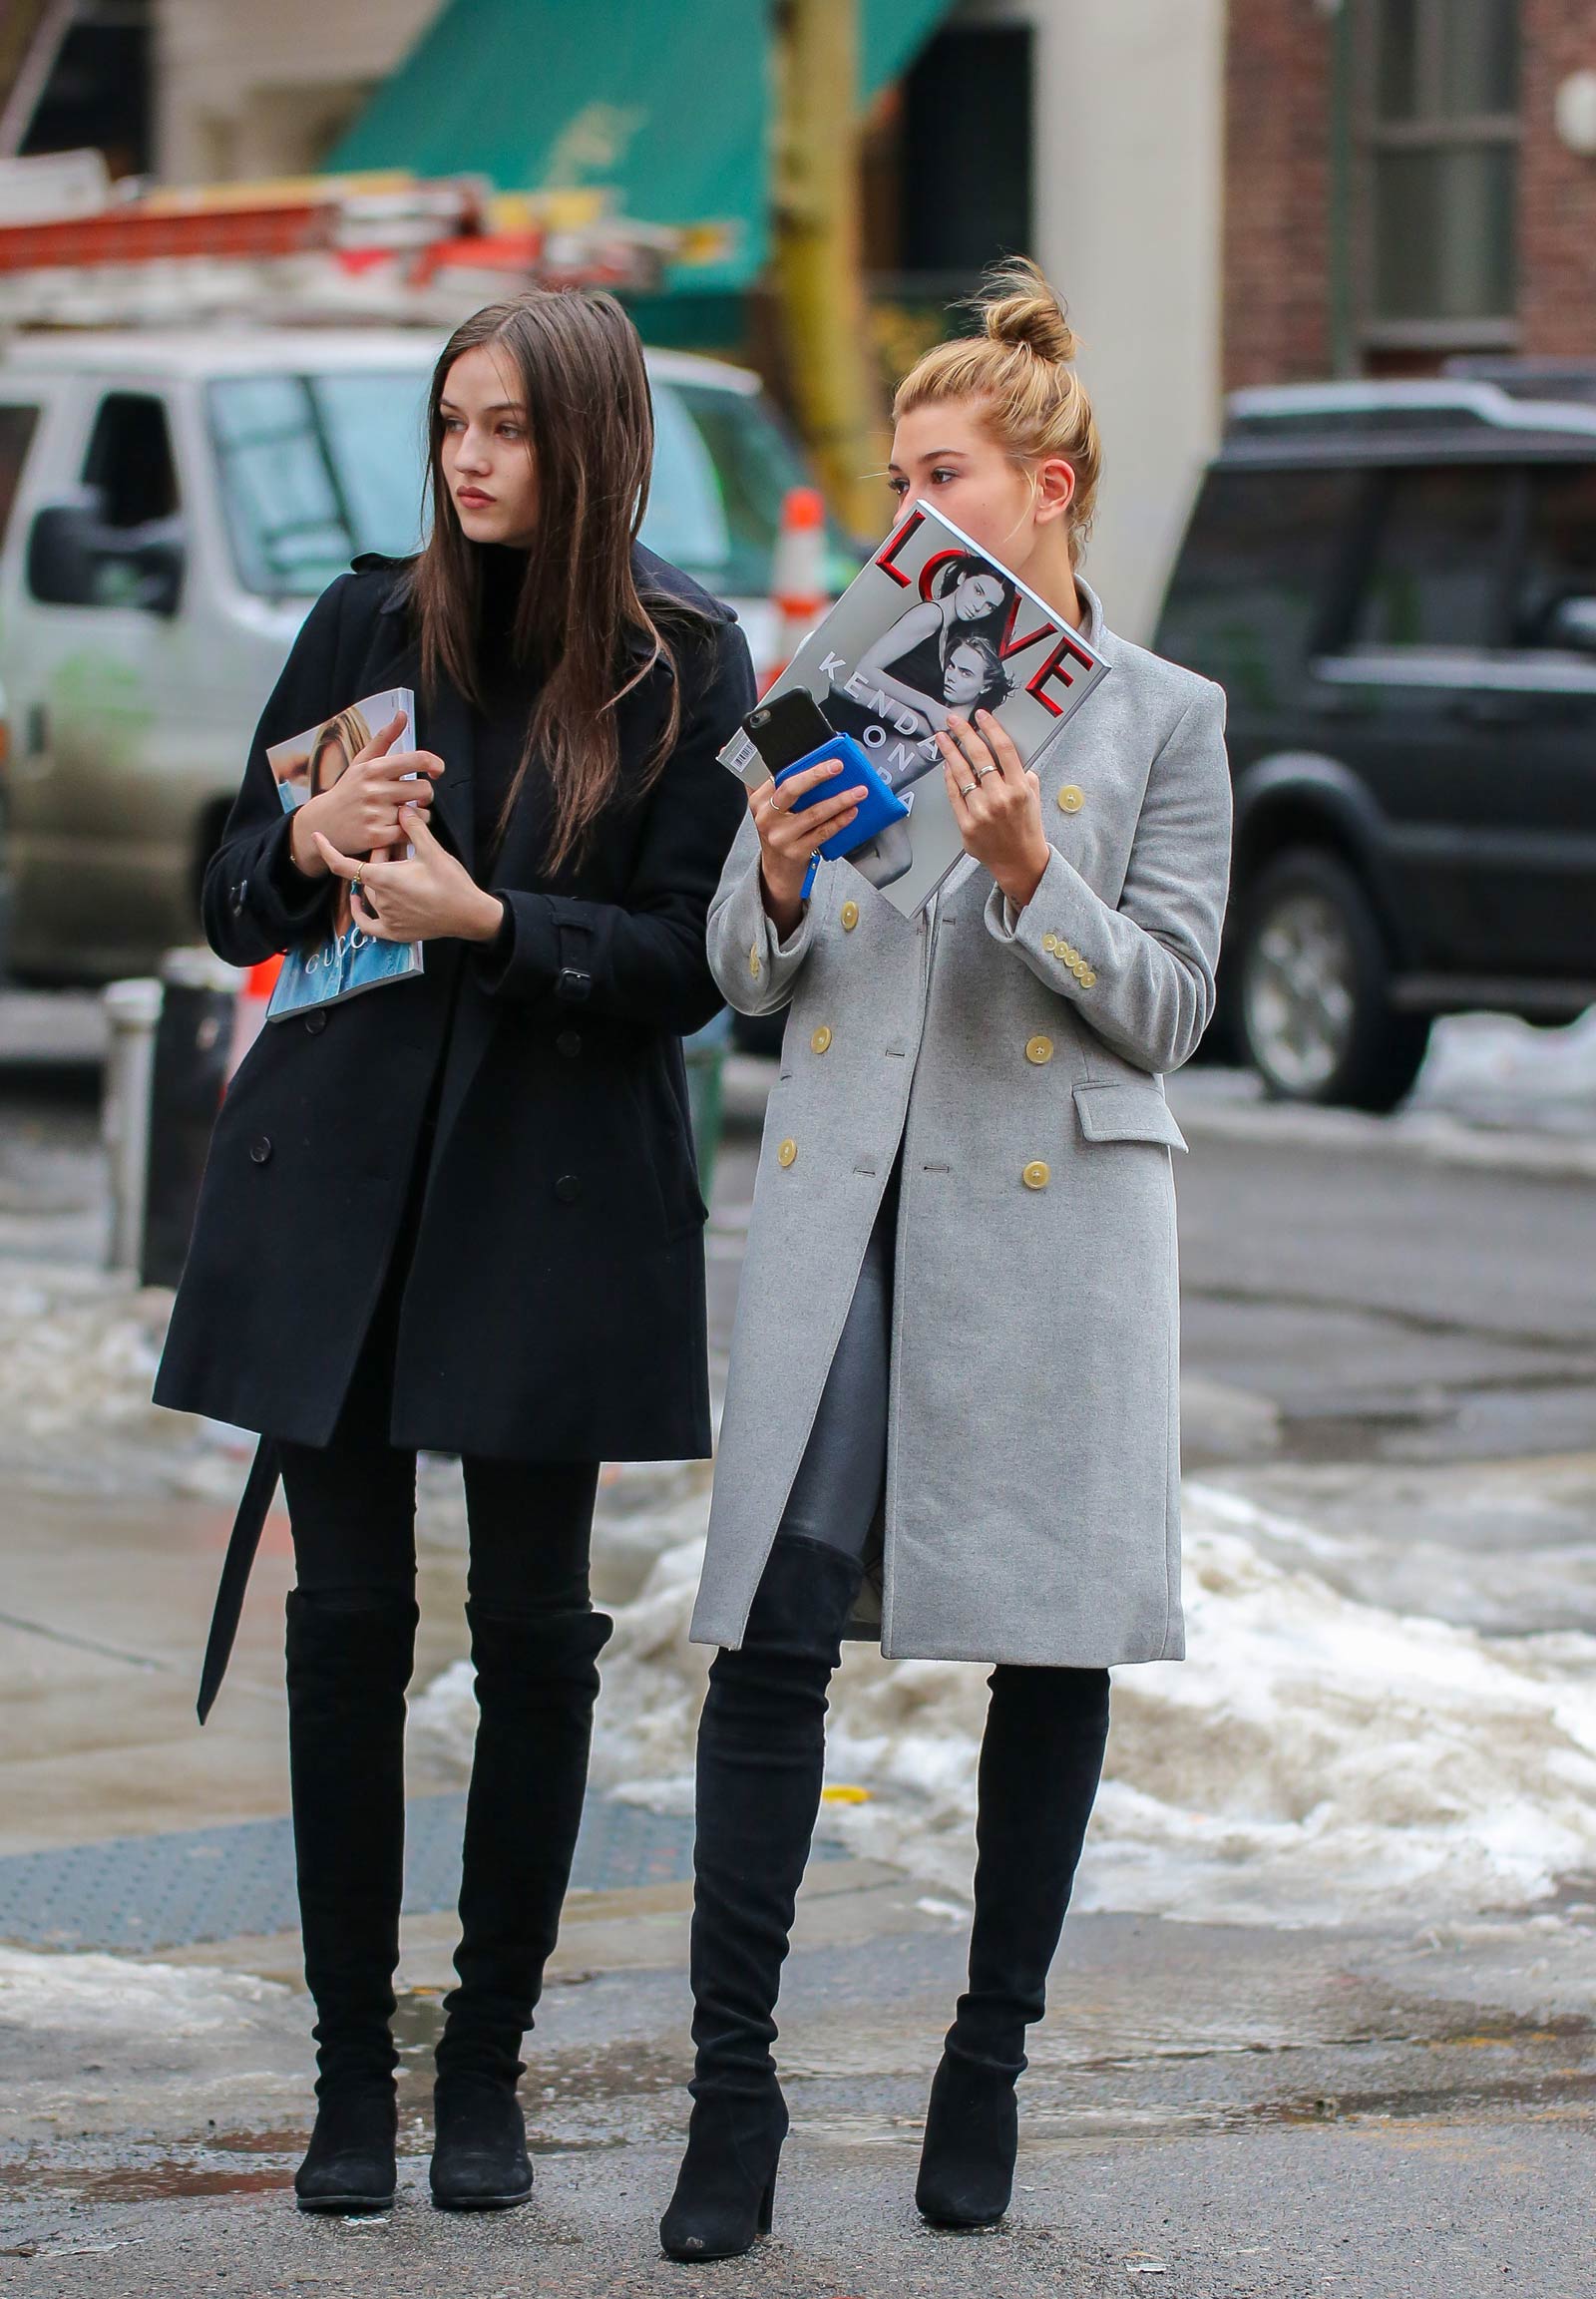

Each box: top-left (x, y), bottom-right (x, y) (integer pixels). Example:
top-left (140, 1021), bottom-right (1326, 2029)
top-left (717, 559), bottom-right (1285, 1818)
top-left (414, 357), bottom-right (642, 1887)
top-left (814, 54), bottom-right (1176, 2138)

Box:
top-left (659, 263), bottom-right (1232, 2260)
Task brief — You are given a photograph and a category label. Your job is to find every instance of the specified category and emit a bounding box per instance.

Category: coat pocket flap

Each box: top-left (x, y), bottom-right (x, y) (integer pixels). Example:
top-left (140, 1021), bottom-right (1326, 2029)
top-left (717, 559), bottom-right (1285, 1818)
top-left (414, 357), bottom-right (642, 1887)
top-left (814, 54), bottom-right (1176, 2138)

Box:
top-left (1072, 1080), bottom-right (1188, 1151)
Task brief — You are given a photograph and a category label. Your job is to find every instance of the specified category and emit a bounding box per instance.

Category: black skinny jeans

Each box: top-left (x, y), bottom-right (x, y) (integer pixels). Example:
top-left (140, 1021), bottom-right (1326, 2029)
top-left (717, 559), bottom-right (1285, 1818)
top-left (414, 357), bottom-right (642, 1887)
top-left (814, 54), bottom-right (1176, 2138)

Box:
top-left (279, 1219), bottom-right (598, 1618)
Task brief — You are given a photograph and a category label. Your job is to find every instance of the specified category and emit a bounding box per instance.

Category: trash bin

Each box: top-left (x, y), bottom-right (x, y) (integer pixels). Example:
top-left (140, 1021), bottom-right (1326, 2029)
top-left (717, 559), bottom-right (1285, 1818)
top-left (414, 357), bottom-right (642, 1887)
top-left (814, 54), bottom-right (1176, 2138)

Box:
top-left (140, 949), bottom-right (239, 1288)
top-left (683, 1008), bottom-right (731, 1203)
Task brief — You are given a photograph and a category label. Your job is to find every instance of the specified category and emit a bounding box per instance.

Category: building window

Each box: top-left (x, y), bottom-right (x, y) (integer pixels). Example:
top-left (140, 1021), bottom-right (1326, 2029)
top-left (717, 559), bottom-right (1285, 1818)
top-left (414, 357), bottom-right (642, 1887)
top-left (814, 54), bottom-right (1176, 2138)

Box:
top-left (861, 25), bottom-right (1035, 387)
top-left (1361, 0), bottom-right (1519, 352)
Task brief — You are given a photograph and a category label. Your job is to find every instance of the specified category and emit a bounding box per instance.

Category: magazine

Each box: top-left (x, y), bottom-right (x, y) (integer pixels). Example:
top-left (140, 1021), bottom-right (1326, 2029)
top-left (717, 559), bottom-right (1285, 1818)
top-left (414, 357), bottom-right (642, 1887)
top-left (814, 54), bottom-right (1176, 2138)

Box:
top-left (264, 686), bottom-right (423, 1021)
top-left (720, 503), bottom-right (1110, 917)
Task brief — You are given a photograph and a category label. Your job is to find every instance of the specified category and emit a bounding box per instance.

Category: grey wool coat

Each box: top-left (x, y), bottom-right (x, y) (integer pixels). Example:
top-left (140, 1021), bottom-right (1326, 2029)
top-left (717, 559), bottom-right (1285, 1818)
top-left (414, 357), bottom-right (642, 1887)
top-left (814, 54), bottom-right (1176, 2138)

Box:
top-left (690, 580), bottom-right (1232, 1670)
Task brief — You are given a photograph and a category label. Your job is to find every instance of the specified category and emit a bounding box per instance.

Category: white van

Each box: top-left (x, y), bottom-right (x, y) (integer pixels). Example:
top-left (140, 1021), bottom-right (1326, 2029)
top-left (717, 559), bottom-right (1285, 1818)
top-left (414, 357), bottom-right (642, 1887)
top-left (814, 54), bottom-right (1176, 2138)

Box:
top-left (0, 328), bottom-right (836, 981)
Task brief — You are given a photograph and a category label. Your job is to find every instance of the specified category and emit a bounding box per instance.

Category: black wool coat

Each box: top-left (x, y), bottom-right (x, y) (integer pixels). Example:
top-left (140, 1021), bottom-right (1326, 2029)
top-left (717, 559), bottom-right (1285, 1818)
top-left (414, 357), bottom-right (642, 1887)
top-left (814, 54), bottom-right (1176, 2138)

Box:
top-left (155, 545), bottom-right (753, 1463)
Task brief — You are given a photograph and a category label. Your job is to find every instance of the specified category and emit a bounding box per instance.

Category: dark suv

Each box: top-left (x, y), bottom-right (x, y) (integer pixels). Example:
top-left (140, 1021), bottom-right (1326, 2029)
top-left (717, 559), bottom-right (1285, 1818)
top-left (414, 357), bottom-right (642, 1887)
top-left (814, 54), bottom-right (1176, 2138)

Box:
top-left (1154, 378), bottom-right (1596, 1109)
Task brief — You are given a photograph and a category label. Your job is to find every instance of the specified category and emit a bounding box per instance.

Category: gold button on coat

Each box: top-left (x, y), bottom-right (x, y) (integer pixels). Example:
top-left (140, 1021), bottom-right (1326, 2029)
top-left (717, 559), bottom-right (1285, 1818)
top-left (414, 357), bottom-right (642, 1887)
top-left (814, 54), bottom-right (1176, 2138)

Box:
top-left (777, 1138), bottom-right (798, 1168)
top-left (840, 900), bottom-right (859, 931)
top-left (1042, 933), bottom-right (1058, 954)
top-left (1022, 1160), bottom-right (1051, 1190)
top-left (748, 945), bottom-right (761, 977)
top-left (1025, 1035), bottom-right (1053, 1064)
top-left (1057, 784), bottom-right (1084, 813)
top-left (811, 1025), bottom-right (832, 1054)
top-left (1080, 967), bottom-right (1097, 987)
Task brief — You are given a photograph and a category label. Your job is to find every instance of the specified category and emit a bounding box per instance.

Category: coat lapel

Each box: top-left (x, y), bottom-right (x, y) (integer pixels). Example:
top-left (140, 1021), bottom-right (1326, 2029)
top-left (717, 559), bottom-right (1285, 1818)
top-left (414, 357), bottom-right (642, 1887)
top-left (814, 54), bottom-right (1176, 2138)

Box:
top-left (419, 678), bottom-right (476, 875)
top-left (362, 575), bottom-right (476, 874)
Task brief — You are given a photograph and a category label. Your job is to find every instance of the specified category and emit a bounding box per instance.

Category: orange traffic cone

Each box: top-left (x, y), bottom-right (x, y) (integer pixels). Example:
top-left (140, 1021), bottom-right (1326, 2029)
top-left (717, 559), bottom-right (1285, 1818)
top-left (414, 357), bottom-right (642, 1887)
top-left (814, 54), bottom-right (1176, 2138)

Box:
top-left (227, 955), bottom-right (282, 1079)
top-left (761, 484), bottom-right (828, 691)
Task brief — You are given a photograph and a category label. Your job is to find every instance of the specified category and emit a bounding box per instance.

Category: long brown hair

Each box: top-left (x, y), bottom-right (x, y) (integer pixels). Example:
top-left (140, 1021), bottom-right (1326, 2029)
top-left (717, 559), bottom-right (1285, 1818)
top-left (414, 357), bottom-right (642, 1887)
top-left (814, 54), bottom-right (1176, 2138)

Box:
top-left (410, 291), bottom-right (709, 871)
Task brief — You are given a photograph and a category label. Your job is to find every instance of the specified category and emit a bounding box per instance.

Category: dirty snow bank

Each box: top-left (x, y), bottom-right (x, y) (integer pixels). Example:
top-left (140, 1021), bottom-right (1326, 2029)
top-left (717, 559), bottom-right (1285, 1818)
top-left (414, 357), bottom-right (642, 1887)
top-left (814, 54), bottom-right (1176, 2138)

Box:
top-left (0, 1944), bottom-right (287, 2030)
top-left (414, 1478), bottom-right (1596, 1929)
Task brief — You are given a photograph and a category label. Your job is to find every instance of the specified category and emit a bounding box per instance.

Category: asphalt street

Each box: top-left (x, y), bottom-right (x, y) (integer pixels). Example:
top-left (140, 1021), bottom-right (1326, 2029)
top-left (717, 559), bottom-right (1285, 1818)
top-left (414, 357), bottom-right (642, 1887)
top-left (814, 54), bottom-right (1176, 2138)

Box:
top-left (0, 996), bottom-right (1592, 2294)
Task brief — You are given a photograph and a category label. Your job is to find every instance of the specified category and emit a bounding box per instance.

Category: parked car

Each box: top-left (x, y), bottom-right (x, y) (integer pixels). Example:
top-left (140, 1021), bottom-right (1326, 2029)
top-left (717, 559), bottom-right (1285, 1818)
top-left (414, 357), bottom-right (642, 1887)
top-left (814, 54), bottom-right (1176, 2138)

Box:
top-left (1154, 378), bottom-right (1596, 1109)
top-left (0, 328), bottom-right (845, 982)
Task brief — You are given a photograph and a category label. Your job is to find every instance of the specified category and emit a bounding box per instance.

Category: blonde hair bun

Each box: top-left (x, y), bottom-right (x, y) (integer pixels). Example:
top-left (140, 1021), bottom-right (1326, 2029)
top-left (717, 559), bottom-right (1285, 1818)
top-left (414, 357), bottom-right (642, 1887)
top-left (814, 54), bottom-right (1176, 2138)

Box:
top-left (892, 257), bottom-right (1101, 568)
top-left (980, 259), bottom-right (1079, 367)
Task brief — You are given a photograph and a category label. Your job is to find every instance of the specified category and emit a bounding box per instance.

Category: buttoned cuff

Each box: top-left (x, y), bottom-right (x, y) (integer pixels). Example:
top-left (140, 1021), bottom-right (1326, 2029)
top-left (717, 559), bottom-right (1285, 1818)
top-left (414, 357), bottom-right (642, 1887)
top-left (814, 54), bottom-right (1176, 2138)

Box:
top-left (713, 851), bottom-right (819, 1011)
top-left (257, 812), bottom-right (337, 943)
top-left (474, 887), bottom-right (560, 998)
top-left (984, 844), bottom-right (1101, 995)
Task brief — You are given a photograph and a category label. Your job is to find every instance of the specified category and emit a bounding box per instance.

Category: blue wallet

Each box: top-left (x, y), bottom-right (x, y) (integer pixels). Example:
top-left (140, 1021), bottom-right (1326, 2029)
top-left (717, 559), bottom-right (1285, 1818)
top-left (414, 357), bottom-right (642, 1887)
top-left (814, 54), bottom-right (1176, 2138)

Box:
top-left (774, 733), bottom-right (909, 864)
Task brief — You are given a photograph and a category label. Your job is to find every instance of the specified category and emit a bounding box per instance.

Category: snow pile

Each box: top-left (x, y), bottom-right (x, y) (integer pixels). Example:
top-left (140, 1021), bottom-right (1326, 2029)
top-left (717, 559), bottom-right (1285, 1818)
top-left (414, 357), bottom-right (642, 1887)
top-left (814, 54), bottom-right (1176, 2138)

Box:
top-left (0, 1944), bottom-right (287, 2031)
top-left (0, 1264), bottom-right (175, 1482)
top-left (416, 1477), bottom-right (1596, 1929)
top-left (1414, 1007), bottom-right (1596, 1127)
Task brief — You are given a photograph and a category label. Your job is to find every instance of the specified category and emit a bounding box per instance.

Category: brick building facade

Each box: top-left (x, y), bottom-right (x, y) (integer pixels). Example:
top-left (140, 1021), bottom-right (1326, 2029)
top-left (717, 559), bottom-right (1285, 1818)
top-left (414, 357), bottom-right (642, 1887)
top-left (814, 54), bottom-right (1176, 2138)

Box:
top-left (1224, 0), bottom-right (1596, 388)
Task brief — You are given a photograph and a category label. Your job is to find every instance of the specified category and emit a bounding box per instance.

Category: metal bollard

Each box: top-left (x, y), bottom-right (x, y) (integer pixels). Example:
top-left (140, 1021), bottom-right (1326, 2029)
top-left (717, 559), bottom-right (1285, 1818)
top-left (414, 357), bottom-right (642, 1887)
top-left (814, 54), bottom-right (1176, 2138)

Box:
top-left (102, 977), bottom-right (164, 1276)
top-left (683, 1008), bottom-right (731, 1202)
top-left (140, 949), bottom-right (240, 1289)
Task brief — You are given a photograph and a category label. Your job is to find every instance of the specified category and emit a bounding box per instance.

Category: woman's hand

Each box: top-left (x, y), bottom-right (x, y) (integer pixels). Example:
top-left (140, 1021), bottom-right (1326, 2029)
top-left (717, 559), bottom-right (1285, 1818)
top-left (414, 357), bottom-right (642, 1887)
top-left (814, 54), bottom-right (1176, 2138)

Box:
top-left (287, 712), bottom-right (443, 879)
top-left (311, 807), bottom-right (505, 945)
top-left (750, 758), bottom-right (868, 938)
top-left (939, 710), bottom-right (1052, 911)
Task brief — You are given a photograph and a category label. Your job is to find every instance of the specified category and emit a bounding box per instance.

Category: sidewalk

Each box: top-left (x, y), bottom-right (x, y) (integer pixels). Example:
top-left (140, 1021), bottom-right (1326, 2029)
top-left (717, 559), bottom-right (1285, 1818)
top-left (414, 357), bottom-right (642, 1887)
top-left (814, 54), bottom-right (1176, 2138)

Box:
top-left (1, 1005), bottom-right (1593, 2291)
top-left (1, 1469), bottom-right (1594, 2296)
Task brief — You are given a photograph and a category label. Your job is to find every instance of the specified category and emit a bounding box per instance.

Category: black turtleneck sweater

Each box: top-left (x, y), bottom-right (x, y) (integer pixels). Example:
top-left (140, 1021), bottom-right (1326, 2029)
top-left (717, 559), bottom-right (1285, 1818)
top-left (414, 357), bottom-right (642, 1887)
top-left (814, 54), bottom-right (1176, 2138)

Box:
top-left (470, 544), bottom-right (543, 870)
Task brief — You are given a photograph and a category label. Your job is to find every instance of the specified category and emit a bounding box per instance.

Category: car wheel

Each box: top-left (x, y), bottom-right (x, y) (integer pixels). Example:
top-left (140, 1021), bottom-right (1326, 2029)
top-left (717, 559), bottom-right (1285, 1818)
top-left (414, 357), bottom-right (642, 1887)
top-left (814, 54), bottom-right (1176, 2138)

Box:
top-left (1235, 848), bottom-right (1430, 1112)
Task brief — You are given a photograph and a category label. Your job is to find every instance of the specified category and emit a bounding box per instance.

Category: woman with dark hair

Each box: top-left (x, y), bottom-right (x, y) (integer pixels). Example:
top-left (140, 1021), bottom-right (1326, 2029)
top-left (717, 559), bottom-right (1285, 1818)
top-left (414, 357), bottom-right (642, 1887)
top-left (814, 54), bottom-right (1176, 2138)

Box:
top-left (824, 631), bottom-right (1014, 797)
top-left (155, 291), bottom-right (751, 2216)
top-left (850, 556), bottom-right (1009, 723)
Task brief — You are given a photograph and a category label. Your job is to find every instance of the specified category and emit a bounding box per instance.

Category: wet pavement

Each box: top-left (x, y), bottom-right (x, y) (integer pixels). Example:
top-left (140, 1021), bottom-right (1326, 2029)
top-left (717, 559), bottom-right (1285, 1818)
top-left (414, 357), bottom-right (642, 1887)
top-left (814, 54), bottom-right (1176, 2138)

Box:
top-left (0, 1000), bottom-right (1593, 2291)
top-left (1, 1897), bottom-right (1593, 2293)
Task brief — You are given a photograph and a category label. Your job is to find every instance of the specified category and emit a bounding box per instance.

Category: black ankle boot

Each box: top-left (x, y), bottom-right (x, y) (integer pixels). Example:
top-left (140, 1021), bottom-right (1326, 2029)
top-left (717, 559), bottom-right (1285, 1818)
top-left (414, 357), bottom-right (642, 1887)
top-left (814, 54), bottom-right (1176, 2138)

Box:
top-left (916, 1665), bottom-right (1110, 2230)
top-left (294, 2087), bottom-right (398, 2213)
top-left (429, 1604), bottom-right (612, 2212)
top-left (285, 1591), bottom-right (416, 2211)
top-left (659, 2088), bottom-right (787, 2262)
top-left (660, 1536), bottom-right (864, 2264)
top-left (430, 2074), bottom-right (532, 2212)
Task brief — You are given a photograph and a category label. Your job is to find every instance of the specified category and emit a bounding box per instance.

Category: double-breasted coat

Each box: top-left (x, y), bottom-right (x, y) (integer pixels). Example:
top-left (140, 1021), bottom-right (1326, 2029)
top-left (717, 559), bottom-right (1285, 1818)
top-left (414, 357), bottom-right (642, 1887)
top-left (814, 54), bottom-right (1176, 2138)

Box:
top-left (690, 580), bottom-right (1232, 1671)
top-left (155, 546), bottom-right (752, 1466)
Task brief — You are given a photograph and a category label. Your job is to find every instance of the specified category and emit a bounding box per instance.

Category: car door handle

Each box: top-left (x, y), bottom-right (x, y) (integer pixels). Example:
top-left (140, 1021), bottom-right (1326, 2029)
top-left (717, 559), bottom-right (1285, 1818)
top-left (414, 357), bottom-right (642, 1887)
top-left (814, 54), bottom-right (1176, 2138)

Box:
top-left (1453, 692), bottom-right (1530, 728)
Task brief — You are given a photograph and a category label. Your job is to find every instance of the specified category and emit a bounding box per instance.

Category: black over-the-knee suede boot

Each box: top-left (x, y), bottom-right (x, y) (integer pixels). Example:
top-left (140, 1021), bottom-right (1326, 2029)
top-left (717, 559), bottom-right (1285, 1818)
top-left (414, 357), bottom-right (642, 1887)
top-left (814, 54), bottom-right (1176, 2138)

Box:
top-left (286, 1589), bottom-right (417, 2213)
top-left (916, 1663), bottom-right (1110, 2230)
top-left (659, 1535), bottom-right (865, 2264)
top-left (429, 1603), bottom-right (613, 2211)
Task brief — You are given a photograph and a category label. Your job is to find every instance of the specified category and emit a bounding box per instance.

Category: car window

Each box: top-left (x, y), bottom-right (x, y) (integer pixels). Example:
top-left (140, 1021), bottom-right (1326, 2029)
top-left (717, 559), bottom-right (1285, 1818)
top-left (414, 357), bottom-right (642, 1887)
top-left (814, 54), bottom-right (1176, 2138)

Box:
top-left (83, 393), bottom-right (180, 528)
top-left (643, 380), bottom-right (857, 598)
top-left (208, 371), bottom-right (429, 596)
top-left (1348, 464), bottom-right (1510, 652)
top-left (1155, 466), bottom-right (1361, 709)
top-left (26, 391), bottom-right (183, 612)
top-left (0, 402), bottom-right (41, 546)
top-left (1511, 462), bottom-right (1596, 649)
top-left (208, 366), bottom-right (851, 603)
